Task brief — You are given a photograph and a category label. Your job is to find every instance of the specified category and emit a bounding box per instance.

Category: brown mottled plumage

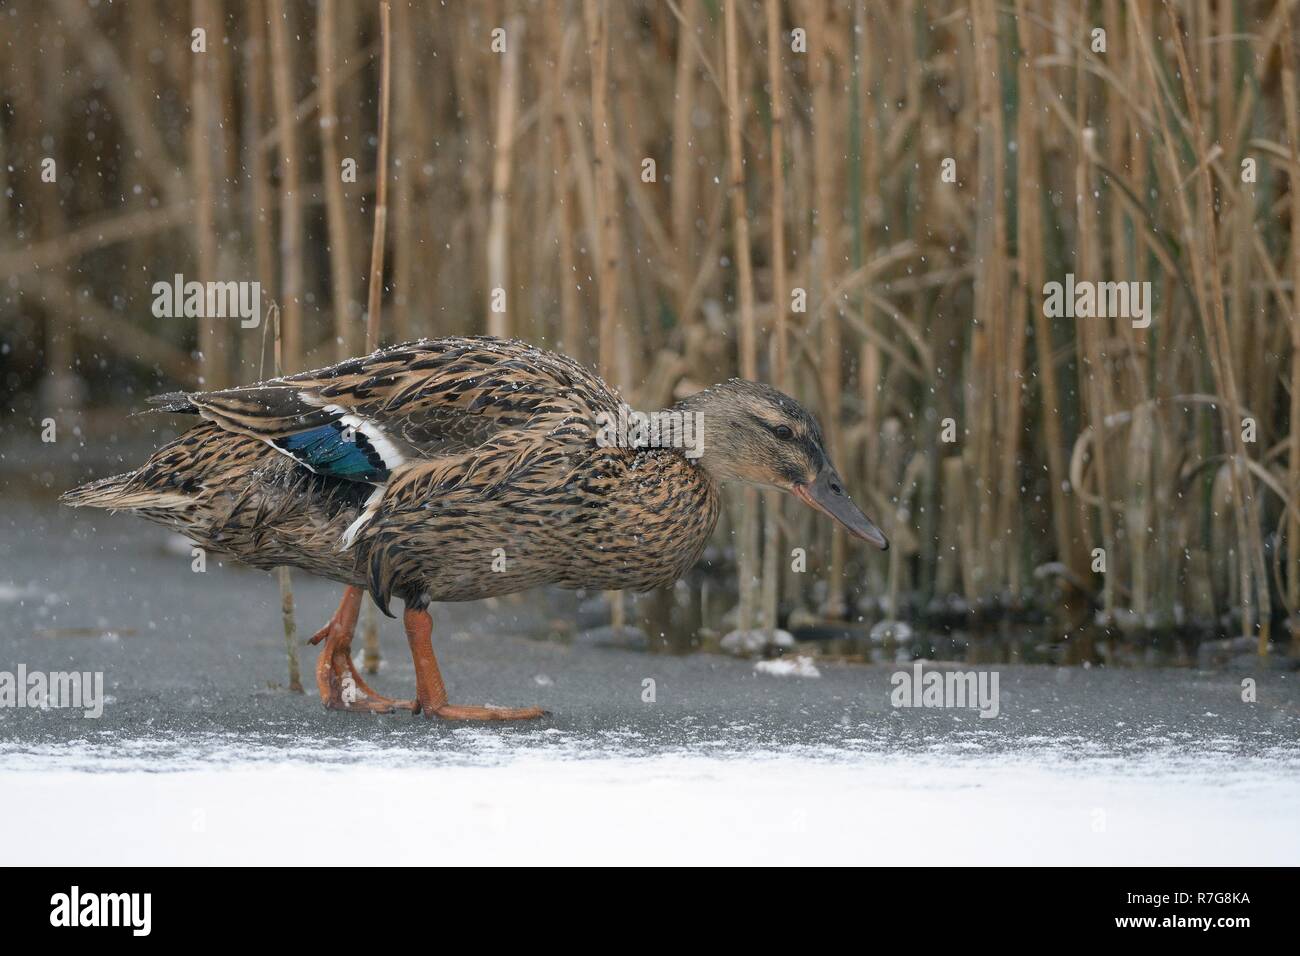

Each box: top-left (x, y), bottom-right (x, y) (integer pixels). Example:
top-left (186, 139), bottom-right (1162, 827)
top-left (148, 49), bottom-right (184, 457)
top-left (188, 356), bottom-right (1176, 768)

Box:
top-left (64, 336), bottom-right (886, 719)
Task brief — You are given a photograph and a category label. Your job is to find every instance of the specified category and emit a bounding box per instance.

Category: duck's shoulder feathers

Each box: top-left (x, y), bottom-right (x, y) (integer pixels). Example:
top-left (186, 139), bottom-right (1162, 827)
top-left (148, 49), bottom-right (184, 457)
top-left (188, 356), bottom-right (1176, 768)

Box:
top-left (150, 337), bottom-right (619, 485)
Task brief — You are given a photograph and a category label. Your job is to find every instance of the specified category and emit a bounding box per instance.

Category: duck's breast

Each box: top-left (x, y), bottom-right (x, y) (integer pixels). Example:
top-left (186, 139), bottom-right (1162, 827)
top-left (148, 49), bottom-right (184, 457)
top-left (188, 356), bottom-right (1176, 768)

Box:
top-left (554, 449), bottom-right (719, 592)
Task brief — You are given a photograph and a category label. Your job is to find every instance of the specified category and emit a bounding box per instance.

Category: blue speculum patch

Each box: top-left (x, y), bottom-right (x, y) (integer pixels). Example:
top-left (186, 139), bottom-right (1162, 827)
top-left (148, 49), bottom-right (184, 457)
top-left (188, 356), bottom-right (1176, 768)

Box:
top-left (276, 423), bottom-right (389, 482)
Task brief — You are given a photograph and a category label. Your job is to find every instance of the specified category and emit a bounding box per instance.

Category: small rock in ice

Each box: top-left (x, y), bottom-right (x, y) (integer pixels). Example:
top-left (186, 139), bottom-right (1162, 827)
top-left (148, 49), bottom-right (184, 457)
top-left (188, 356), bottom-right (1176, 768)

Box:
top-left (721, 628), bottom-right (795, 655)
top-left (869, 619), bottom-right (913, 643)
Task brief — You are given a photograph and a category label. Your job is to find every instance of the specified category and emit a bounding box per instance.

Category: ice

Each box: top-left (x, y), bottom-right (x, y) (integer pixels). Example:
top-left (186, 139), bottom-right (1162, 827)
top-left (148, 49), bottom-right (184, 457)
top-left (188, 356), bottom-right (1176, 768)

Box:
top-left (2, 740), bottom-right (1296, 865)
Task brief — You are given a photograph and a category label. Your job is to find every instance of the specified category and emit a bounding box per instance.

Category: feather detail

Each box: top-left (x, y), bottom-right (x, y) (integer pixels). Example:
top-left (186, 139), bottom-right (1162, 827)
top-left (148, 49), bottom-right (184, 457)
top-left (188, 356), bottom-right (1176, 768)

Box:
top-left (340, 485), bottom-right (385, 550)
top-left (62, 336), bottom-right (721, 611)
top-left (272, 423), bottom-right (389, 482)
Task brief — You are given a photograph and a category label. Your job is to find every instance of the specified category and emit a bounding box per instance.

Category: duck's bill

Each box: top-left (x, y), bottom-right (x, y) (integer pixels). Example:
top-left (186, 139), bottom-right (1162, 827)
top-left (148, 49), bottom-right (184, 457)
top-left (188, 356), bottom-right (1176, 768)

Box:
top-left (793, 471), bottom-right (889, 551)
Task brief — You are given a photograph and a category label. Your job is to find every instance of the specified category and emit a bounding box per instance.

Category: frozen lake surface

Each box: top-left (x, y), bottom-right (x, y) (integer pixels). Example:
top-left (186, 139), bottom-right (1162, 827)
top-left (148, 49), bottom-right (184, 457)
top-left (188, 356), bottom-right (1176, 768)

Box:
top-left (7, 745), bottom-right (1300, 865)
top-left (2, 502), bottom-right (1298, 864)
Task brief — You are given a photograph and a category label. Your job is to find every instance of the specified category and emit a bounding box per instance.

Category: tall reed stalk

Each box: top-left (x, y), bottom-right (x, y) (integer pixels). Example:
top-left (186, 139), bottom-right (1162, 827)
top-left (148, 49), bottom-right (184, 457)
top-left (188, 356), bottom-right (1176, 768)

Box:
top-left (267, 0), bottom-right (303, 373)
top-left (761, 0), bottom-right (789, 639)
top-left (317, 0), bottom-right (356, 361)
top-left (357, 1), bottom-right (393, 674)
top-left (724, 0), bottom-right (760, 634)
top-left (487, 16), bottom-right (522, 338)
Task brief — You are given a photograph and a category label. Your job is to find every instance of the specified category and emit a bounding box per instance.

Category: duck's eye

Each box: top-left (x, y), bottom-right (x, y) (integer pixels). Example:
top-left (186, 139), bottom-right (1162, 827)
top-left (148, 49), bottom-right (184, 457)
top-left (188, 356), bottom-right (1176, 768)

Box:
top-left (773, 425), bottom-right (794, 441)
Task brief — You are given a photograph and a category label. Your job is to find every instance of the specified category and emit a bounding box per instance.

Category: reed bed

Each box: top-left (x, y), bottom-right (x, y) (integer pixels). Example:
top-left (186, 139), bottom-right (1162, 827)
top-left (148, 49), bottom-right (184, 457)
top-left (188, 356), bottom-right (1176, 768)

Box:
top-left (3, 0), bottom-right (1299, 653)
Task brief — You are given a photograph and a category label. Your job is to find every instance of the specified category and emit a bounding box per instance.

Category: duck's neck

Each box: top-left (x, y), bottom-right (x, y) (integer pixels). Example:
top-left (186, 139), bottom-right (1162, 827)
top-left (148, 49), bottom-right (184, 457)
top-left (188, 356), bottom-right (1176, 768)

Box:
top-left (665, 394), bottom-right (748, 484)
top-left (604, 401), bottom-right (710, 467)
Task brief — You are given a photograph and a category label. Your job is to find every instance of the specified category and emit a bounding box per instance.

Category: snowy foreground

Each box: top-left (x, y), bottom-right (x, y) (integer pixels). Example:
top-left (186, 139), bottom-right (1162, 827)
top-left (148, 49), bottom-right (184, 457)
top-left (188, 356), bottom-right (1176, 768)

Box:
top-left (4, 509), bottom-right (1298, 865)
top-left (4, 737), bottom-right (1297, 866)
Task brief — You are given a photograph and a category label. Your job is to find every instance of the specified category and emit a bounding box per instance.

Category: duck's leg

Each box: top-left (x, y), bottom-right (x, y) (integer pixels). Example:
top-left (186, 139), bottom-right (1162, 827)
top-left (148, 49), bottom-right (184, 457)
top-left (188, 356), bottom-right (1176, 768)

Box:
top-left (403, 606), bottom-right (547, 720)
top-left (312, 585), bottom-right (416, 713)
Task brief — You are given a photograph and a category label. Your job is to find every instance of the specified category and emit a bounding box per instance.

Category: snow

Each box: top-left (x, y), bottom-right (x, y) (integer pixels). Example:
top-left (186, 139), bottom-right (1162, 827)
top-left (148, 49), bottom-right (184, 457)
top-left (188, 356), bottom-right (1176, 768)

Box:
top-left (754, 655), bottom-right (821, 678)
top-left (3, 739), bottom-right (1296, 865)
top-left (0, 581), bottom-right (52, 603)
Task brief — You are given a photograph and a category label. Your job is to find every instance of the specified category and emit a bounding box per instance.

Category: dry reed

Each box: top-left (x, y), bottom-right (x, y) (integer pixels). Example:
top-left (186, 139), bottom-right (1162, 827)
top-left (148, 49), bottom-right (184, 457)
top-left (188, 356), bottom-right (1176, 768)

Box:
top-left (4, 1), bottom-right (1300, 654)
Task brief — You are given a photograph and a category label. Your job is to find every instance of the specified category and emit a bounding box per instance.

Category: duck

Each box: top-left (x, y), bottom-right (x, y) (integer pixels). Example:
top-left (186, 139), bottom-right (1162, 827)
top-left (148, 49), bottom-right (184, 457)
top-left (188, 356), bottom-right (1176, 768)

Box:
top-left (62, 336), bottom-right (888, 720)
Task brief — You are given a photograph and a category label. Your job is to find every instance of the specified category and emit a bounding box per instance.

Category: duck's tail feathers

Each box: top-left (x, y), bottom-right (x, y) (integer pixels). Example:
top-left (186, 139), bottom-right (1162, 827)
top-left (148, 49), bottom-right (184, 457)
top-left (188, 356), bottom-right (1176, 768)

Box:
top-left (60, 473), bottom-right (190, 513)
top-left (137, 391), bottom-right (199, 416)
top-left (60, 473), bottom-right (132, 508)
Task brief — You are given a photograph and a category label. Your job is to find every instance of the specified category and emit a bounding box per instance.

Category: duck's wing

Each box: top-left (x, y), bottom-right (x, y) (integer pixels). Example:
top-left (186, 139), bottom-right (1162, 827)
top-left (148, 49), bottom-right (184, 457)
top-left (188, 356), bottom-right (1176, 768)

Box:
top-left (149, 337), bottom-right (616, 486)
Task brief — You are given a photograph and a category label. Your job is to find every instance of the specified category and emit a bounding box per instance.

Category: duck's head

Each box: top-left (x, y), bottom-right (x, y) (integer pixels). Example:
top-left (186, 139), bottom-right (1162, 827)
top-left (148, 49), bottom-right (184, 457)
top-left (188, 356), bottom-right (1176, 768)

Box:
top-left (676, 379), bottom-right (889, 550)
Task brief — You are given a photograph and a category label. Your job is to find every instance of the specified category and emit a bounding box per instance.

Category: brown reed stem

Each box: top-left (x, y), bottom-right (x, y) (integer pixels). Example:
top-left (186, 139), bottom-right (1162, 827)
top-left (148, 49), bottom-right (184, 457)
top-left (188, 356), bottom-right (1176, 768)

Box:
top-left (267, 0), bottom-right (303, 372)
top-left (583, 0), bottom-right (628, 634)
top-left (724, 0), bottom-right (760, 633)
top-left (807, 0), bottom-right (846, 617)
top-left (317, 0), bottom-right (356, 361)
top-left (266, 302), bottom-right (303, 693)
top-left (1279, 3), bottom-right (1300, 644)
top-left (191, 0), bottom-right (224, 389)
top-left (487, 17), bottom-right (523, 338)
top-left (548, 12), bottom-right (582, 360)
top-left (359, 0), bottom-right (394, 674)
top-left (761, 0), bottom-right (789, 639)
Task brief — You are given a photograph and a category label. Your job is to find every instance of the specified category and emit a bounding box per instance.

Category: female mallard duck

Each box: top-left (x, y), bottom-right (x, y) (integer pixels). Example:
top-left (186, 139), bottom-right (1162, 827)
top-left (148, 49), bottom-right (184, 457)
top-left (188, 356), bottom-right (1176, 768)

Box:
top-left (63, 336), bottom-right (887, 719)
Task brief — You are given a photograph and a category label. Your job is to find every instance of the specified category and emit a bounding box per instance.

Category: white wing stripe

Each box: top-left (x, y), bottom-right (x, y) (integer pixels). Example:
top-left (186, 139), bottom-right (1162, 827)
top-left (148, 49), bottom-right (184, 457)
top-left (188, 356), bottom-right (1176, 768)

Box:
top-left (340, 485), bottom-right (385, 550)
